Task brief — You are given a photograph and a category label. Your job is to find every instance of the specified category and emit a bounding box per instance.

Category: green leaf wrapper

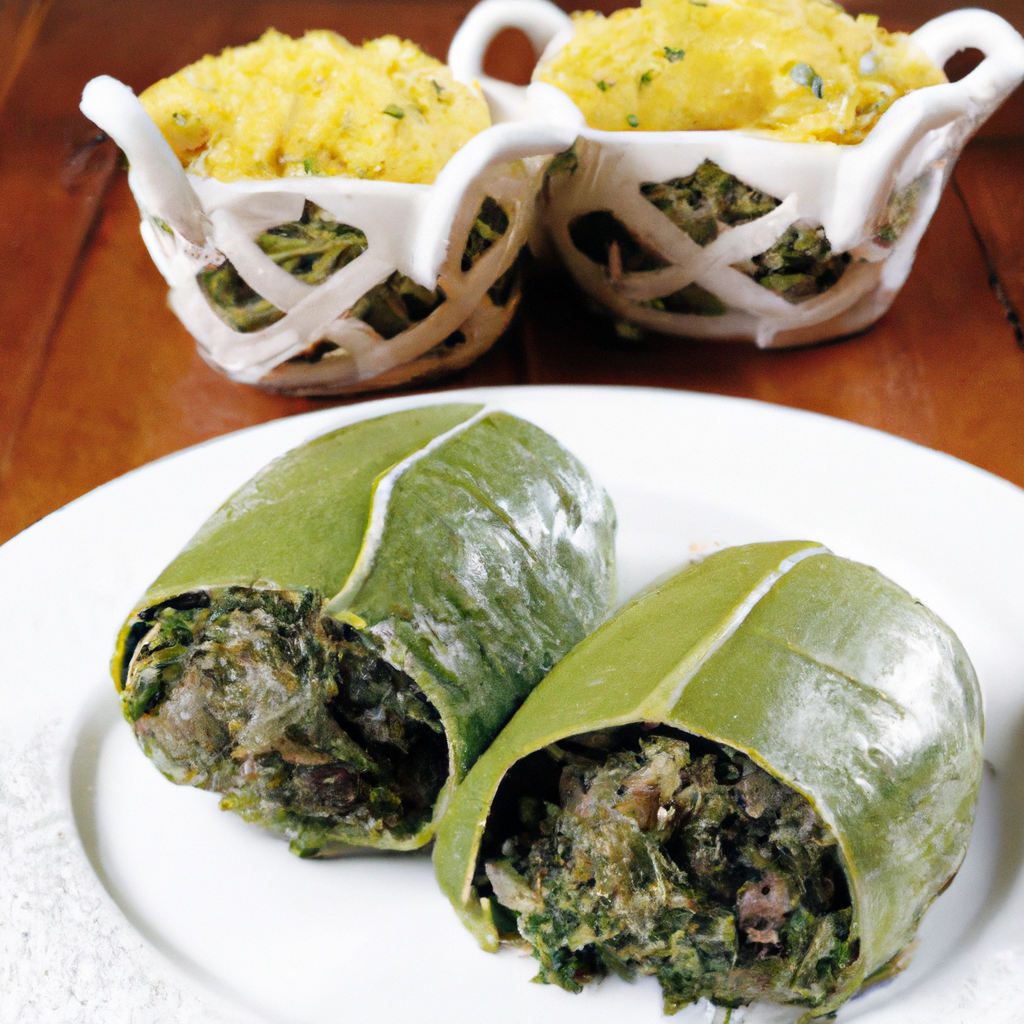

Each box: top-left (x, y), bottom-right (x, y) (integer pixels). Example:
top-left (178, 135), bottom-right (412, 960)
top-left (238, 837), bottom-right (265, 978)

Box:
top-left (433, 541), bottom-right (983, 1016)
top-left (112, 405), bottom-right (616, 854)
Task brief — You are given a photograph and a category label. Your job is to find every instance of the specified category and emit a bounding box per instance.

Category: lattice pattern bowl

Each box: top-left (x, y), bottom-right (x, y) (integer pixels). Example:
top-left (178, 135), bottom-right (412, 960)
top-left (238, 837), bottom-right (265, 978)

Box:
top-left (450, 0), bottom-right (1024, 348)
top-left (80, 75), bottom-right (576, 393)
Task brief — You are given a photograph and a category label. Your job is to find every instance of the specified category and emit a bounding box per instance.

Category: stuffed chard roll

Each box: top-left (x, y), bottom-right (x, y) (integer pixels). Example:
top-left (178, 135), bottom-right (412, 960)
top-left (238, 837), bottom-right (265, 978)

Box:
top-left (113, 404), bottom-right (616, 855)
top-left (434, 541), bottom-right (983, 1017)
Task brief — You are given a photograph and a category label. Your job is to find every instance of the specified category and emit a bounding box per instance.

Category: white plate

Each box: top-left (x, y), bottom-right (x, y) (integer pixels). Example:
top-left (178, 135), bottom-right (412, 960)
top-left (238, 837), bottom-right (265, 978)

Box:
top-left (2, 385), bottom-right (1023, 1024)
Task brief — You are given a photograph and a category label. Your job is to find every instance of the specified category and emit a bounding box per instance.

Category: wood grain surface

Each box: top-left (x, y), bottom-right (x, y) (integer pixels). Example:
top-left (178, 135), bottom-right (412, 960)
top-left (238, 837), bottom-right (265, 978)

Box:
top-left (1, 0), bottom-right (1022, 544)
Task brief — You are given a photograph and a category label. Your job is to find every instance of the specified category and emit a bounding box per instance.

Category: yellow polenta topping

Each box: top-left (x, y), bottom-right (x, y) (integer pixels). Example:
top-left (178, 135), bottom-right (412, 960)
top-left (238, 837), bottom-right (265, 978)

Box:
top-left (139, 30), bottom-right (491, 184)
top-left (536, 0), bottom-right (946, 143)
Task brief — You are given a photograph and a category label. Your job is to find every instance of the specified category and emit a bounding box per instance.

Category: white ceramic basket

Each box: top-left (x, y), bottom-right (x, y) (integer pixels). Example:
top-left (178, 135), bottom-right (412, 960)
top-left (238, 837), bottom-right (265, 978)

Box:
top-left (80, 75), bottom-right (578, 393)
top-left (450, 0), bottom-right (1024, 348)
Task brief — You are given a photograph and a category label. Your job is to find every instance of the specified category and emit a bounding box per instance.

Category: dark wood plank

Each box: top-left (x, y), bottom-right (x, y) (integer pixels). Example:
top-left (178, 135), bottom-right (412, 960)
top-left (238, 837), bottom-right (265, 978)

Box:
top-left (0, 130), bottom-right (115, 486)
top-left (954, 138), bottom-right (1024, 342)
top-left (0, 0), bottom-right (53, 111)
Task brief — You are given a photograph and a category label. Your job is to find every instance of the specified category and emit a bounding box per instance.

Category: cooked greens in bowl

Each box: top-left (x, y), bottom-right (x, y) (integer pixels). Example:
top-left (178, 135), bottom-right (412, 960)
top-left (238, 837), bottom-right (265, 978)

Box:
top-left (450, 0), bottom-right (1024, 346)
top-left (80, 31), bottom-right (575, 393)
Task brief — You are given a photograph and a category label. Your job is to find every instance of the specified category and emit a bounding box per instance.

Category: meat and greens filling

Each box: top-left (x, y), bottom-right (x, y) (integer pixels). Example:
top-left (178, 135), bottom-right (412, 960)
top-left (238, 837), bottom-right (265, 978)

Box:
top-left (481, 728), bottom-right (858, 1012)
top-left (122, 587), bottom-right (448, 854)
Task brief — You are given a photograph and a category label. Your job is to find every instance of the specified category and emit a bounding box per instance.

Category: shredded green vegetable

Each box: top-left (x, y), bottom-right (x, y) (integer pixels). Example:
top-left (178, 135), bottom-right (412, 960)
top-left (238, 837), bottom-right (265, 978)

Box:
top-left (197, 201), bottom-right (367, 332)
top-left (876, 174), bottom-right (929, 246)
top-left (461, 196), bottom-right (510, 273)
top-left (543, 143), bottom-right (579, 201)
top-left (197, 195), bottom-right (510, 341)
top-left (733, 223), bottom-right (850, 303)
top-left (567, 208), bottom-right (726, 316)
top-left (641, 160), bottom-right (779, 247)
top-left (482, 728), bottom-right (859, 1013)
top-left (124, 587), bottom-right (448, 855)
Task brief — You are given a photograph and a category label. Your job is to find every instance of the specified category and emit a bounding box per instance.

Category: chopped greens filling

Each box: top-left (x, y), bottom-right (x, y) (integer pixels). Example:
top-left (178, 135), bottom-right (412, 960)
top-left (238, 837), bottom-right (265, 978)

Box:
top-left (487, 245), bottom-right (530, 308)
top-left (349, 195), bottom-right (510, 339)
top-left (198, 195), bottom-right (510, 337)
top-left (461, 196), bottom-right (510, 273)
top-left (642, 282), bottom-right (727, 317)
top-left (543, 143), bottom-right (579, 203)
top-left (195, 203), bottom-right (368, 335)
top-left (123, 587), bottom-right (448, 854)
top-left (641, 160), bottom-right (780, 247)
top-left (567, 211), bottom-right (726, 316)
top-left (568, 210), bottom-right (669, 273)
top-left (568, 163), bottom-right (847, 311)
top-left (351, 272), bottom-right (446, 340)
top-left (547, 144), bottom-right (579, 179)
top-left (197, 201), bottom-right (369, 332)
top-left (876, 174), bottom-right (929, 247)
top-left (481, 728), bottom-right (858, 1013)
top-left (732, 223), bottom-right (850, 304)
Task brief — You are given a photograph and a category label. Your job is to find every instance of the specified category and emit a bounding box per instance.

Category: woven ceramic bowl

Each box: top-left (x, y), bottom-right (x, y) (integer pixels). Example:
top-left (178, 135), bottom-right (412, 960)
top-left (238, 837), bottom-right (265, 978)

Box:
top-left (80, 75), bottom-right (576, 394)
top-left (450, 0), bottom-right (1024, 348)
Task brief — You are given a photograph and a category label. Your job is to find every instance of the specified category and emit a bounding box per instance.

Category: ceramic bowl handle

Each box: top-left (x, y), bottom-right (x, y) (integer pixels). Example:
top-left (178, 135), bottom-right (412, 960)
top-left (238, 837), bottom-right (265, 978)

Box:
top-left (830, 9), bottom-right (1024, 252)
top-left (448, 0), bottom-right (572, 89)
top-left (80, 76), bottom-right (212, 249)
top-left (410, 120), bottom-right (578, 286)
top-left (912, 9), bottom-right (1024, 106)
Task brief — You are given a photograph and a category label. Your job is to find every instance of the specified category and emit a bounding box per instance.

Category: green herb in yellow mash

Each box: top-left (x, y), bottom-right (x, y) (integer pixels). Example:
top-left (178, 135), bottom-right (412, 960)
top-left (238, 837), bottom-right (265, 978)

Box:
top-left (141, 30), bottom-right (491, 184)
top-left (537, 0), bottom-right (946, 143)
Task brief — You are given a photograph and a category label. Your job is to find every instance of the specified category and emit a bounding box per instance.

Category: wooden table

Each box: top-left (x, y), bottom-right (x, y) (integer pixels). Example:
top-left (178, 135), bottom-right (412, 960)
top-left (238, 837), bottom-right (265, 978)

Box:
top-left (2, 0), bottom-right (1022, 546)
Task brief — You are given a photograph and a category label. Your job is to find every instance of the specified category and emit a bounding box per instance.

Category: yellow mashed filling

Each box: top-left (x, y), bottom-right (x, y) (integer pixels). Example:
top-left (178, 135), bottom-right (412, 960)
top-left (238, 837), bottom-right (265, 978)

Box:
top-left (537, 0), bottom-right (946, 143)
top-left (140, 30), bottom-right (492, 184)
